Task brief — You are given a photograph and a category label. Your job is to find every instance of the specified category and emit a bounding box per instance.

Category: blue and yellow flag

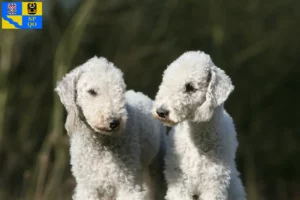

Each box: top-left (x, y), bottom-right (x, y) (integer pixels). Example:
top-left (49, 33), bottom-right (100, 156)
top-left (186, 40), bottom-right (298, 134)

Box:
top-left (2, 2), bottom-right (43, 29)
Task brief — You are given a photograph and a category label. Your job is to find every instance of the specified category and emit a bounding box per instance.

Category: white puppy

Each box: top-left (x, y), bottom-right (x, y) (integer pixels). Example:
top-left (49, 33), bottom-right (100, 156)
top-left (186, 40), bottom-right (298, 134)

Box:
top-left (56, 56), bottom-right (166, 200)
top-left (153, 51), bottom-right (246, 200)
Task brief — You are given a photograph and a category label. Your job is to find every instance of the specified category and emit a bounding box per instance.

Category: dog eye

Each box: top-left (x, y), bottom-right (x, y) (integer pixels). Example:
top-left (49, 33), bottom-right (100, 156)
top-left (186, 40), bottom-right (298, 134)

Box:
top-left (184, 83), bottom-right (196, 93)
top-left (88, 89), bottom-right (97, 96)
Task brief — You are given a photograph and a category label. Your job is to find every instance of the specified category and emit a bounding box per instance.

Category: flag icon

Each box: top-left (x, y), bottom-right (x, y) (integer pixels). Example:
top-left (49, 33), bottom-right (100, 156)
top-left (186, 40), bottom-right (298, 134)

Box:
top-left (2, 2), bottom-right (43, 29)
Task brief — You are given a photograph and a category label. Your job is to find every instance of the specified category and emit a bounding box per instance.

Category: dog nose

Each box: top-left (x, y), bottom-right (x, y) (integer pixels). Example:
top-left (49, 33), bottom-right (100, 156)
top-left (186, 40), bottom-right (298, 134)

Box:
top-left (156, 108), bottom-right (169, 118)
top-left (109, 119), bottom-right (120, 130)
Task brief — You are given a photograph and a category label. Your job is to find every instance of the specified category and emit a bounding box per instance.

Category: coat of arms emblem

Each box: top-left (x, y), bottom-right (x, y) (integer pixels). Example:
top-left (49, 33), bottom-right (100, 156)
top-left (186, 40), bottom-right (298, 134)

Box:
top-left (27, 3), bottom-right (37, 15)
top-left (7, 3), bottom-right (17, 15)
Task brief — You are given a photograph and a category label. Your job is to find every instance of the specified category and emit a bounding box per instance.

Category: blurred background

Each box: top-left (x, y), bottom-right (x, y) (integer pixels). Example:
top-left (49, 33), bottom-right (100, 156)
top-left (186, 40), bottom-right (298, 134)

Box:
top-left (0, 0), bottom-right (300, 199)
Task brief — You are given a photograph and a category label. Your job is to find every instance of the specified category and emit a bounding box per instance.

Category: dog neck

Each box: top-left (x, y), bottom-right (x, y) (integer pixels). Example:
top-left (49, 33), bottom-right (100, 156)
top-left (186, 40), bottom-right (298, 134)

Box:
top-left (180, 106), bottom-right (224, 151)
top-left (187, 105), bottom-right (223, 128)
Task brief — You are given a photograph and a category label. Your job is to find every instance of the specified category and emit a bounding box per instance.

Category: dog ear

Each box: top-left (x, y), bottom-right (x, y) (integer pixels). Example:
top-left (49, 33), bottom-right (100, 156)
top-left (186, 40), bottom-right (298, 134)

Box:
top-left (208, 66), bottom-right (234, 106)
top-left (64, 110), bottom-right (82, 136)
top-left (54, 67), bottom-right (82, 113)
top-left (193, 66), bottom-right (234, 122)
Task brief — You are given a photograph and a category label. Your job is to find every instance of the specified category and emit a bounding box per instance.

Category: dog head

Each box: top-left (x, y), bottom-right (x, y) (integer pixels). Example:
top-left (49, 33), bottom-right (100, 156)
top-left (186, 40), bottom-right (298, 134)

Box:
top-left (55, 56), bottom-right (127, 136)
top-left (153, 51), bottom-right (234, 126)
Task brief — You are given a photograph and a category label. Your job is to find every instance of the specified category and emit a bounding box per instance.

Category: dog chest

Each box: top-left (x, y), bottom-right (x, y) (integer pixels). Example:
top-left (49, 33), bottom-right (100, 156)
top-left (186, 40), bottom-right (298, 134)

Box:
top-left (70, 135), bottom-right (139, 189)
top-left (168, 128), bottom-right (222, 193)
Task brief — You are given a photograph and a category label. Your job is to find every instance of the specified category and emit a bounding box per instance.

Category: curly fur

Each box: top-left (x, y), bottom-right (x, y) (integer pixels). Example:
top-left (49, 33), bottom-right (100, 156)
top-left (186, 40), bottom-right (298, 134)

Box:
top-left (153, 51), bottom-right (246, 200)
top-left (55, 56), bottom-right (166, 200)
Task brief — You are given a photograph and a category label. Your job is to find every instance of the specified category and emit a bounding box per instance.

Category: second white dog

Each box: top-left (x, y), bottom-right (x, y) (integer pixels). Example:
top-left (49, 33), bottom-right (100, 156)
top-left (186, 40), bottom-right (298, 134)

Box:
top-left (153, 51), bottom-right (246, 200)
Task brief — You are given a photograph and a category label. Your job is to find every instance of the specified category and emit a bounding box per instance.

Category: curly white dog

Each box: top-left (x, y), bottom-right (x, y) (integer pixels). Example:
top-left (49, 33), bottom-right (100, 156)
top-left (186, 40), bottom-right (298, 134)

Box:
top-left (153, 51), bottom-right (246, 200)
top-left (55, 56), bottom-right (166, 200)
